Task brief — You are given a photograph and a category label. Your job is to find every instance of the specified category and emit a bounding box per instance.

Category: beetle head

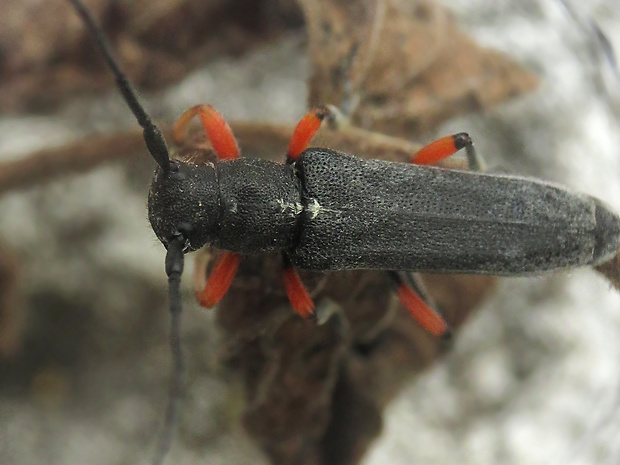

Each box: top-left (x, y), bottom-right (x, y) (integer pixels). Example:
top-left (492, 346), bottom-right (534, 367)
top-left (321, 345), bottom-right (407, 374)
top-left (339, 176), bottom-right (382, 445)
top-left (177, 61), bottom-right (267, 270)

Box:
top-left (148, 160), bottom-right (220, 252)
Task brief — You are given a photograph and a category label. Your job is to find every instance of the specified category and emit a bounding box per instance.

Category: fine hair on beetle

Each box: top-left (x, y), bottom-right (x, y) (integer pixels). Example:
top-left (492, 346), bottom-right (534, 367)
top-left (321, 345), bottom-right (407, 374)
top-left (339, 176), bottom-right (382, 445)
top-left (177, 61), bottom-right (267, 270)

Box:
top-left (66, 1), bottom-right (620, 464)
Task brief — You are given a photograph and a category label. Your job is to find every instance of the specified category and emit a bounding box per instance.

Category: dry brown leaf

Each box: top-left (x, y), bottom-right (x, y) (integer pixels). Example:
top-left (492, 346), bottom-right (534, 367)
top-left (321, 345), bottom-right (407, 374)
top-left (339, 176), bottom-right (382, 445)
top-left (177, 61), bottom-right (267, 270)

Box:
top-left (215, 253), bottom-right (494, 465)
top-left (301, 0), bottom-right (538, 136)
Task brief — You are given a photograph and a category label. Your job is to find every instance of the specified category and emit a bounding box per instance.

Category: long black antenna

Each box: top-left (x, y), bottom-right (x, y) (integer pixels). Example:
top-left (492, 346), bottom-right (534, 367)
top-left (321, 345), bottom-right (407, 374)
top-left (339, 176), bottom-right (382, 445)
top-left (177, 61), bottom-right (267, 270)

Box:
top-left (158, 235), bottom-right (186, 465)
top-left (67, 2), bottom-right (186, 464)
top-left (67, 0), bottom-right (171, 172)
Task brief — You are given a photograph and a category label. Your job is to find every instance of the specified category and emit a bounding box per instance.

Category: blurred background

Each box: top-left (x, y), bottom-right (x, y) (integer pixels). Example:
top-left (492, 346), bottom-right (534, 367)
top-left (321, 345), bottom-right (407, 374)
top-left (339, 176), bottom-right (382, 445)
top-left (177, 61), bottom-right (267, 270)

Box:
top-left (1, 1), bottom-right (620, 464)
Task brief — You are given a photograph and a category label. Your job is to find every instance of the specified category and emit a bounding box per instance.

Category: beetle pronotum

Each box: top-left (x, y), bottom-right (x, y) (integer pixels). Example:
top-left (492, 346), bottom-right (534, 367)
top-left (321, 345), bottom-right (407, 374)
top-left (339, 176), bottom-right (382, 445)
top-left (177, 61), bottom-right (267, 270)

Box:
top-left (65, 1), bottom-right (620, 464)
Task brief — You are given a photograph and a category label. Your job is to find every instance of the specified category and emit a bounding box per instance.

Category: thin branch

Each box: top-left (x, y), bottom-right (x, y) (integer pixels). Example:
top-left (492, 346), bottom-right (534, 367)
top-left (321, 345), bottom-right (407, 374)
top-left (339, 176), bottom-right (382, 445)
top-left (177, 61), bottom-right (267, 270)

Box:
top-left (0, 122), bottom-right (465, 195)
top-left (0, 131), bottom-right (147, 194)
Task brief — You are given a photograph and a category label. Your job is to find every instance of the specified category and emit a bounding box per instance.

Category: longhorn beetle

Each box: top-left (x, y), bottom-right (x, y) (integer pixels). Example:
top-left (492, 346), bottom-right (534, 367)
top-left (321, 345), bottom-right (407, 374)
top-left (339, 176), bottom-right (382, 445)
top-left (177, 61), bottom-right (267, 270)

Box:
top-left (67, 0), bottom-right (620, 464)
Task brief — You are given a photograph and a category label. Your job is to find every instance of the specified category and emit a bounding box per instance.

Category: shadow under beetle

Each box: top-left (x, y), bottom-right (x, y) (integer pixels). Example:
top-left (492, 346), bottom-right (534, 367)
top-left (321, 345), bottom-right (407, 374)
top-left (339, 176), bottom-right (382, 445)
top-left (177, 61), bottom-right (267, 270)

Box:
top-left (67, 0), bottom-right (620, 463)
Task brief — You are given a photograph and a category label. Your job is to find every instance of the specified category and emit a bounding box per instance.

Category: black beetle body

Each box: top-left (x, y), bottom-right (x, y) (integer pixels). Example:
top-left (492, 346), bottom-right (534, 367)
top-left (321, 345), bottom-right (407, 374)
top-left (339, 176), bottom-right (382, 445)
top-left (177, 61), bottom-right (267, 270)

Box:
top-left (148, 148), bottom-right (620, 274)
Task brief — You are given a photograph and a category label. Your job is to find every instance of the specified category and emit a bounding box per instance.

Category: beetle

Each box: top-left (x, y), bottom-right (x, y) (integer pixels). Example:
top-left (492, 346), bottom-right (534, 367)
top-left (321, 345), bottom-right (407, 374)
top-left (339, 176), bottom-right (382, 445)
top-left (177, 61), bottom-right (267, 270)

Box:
top-left (67, 0), bottom-right (620, 463)
top-left (151, 106), bottom-right (620, 333)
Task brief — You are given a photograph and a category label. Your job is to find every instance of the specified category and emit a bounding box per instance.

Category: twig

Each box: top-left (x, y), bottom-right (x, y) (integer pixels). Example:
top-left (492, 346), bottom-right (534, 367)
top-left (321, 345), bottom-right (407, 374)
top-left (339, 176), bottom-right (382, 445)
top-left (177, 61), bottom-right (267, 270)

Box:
top-left (0, 131), bottom-right (148, 194)
top-left (0, 121), bottom-right (465, 195)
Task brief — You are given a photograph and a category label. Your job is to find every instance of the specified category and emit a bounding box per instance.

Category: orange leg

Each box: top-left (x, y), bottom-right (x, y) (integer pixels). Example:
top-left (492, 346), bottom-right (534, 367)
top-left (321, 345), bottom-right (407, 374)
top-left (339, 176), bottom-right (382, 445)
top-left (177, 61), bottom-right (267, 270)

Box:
top-left (197, 251), bottom-right (241, 308)
top-left (173, 104), bottom-right (240, 160)
top-left (389, 272), bottom-right (451, 339)
top-left (286, 106), bottom-right (329, 162)
top-left (282, 253), bottom-right (315, 320)
top-left (411, 133), bottom-right (475, 166)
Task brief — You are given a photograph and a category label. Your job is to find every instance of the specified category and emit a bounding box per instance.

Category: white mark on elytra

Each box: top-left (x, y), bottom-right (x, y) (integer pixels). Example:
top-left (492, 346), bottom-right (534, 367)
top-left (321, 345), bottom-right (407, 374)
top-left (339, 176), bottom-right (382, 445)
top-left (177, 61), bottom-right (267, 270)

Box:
top-left (307, 198), bottom-right (321, 220)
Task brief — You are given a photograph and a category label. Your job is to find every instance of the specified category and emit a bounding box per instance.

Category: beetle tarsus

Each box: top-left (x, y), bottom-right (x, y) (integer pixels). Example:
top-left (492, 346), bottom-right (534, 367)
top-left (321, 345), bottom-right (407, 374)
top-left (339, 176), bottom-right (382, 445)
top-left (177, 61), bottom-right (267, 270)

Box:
top-left (440, 329), bottom-right (453, 342)
top-left (453, 133), bottom-right (485, 171)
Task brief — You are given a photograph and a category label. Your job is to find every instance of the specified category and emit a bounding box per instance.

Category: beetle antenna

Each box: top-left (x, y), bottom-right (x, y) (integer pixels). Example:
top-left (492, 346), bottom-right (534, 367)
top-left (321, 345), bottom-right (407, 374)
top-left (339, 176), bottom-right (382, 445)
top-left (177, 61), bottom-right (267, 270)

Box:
top-left (67, 0), bottom-right (171, 172)
top-left (68, 2), bottom-right (185, 463)
top-left (155, 235), bottom-right (186, 465)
